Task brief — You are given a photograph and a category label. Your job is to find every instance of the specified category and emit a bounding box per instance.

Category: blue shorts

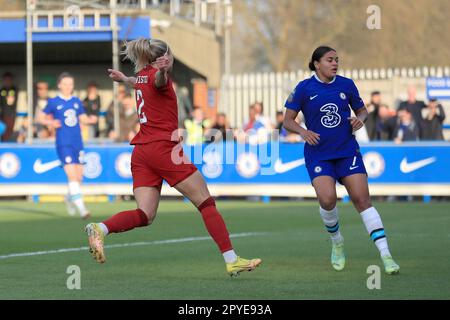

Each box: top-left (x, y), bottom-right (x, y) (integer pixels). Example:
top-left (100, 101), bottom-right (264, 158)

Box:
top-left (56, 146), bottom-right (84, 165)
top-left (306, 153), bottom-right (367, 184)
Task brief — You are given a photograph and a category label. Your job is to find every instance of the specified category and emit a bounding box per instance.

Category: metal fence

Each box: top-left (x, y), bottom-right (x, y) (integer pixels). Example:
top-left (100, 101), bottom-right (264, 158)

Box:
top-left (219, 66), bottom-right (450, 128)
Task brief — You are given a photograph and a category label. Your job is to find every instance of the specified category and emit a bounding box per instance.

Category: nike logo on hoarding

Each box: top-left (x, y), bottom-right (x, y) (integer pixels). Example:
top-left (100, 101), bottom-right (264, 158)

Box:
top-left (400, 157), bottom-right (436, 173)
top-left (33, 159), bottom-right (62, 174)
top-left (274, 158), bottom-right (305, 174)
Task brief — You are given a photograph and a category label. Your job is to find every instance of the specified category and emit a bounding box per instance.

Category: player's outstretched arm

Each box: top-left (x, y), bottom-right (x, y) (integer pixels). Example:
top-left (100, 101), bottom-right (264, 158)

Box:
top-left (107, 69), bottom-right (136, 87)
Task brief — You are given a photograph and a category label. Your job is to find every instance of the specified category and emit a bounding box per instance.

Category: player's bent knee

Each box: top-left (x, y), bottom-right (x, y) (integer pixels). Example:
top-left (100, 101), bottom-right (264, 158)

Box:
top-left (138, 208), bottom-right (157, 225)
top-left (354, 198), bottom-right (372, 212)
top-left (319, 198), bottom-right (337, 211)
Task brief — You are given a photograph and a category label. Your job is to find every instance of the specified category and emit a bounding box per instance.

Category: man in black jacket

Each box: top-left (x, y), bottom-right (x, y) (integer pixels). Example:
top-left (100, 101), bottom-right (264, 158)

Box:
top-left (420, 98), bottom-right (446, 140)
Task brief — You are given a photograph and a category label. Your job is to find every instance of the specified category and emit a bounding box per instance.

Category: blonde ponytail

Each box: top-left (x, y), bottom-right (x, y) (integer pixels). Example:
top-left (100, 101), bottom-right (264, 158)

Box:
top-left (121, 37), bottom-right (171, 73)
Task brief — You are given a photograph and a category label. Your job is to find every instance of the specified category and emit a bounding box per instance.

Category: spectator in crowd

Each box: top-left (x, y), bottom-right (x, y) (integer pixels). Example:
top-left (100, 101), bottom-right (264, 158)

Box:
top-left (236, 104), bottom-right (269, 144)
top-left (281, 111), bottom-right (304, 143)
top-left (173, 81), bottom-right (193, 128)
top-left (393, 109), bottom-right (419, 144)
top-left (276, 110), bottom-right (301, 142)
top-left (83, 82), bottom-right (101, 139)
top-left (397, 85), bottom-right (426, 136)
top-left (184, 106), bottom-right (211, 145)
top-left (420, 98), bottom-right (446, 140)
top-left (243, 105), bottom-right (257, 132)
top-left (33, 80), bottom-right (54, 139)
top-left (0, 72), bottom-right (18, 141)
top-left (252, 101), bottom-right (273, 130)
top-left (109, 94), bottom-right (139, 142)
top-left (374, 104), bottom-right (397, 140)
top-left (34, 80), bottom-right (49, 118)
top-left (275, 111), bottom-right (288, 137)
top-left (205, 112), bottom-right (230, 142)
top-left (105, 83), bottom-right (127, 137)
top-left (0, 119), bottom-right (5, 140)
top-left (365, 91), bottom-right (382, 140)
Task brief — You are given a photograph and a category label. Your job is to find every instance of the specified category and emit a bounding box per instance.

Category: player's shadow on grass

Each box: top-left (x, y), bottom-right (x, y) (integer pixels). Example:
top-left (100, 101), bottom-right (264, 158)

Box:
top-left (0, 206), bottom-right (61, 218)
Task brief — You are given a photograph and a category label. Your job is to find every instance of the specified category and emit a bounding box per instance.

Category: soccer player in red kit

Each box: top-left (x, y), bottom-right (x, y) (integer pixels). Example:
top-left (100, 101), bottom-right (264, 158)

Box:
top-left (85, 38), bottom-right (261, 276)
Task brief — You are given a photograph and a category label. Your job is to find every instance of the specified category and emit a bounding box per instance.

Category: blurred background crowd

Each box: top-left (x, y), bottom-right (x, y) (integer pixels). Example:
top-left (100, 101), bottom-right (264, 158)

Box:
top-left (0, 70), bottom-right (446, 145)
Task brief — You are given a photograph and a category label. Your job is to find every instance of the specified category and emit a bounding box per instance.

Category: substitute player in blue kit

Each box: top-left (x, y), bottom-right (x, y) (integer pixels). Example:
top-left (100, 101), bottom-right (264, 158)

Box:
top-left (38, 72), bottom-right (97, 219)
top-left (283, 46), bottom-right (399, 274)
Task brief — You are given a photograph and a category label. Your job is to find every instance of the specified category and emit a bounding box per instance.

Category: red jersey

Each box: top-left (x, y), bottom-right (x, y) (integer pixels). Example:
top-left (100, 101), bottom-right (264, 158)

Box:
top-left (130, 65), bottom-right (179, 145)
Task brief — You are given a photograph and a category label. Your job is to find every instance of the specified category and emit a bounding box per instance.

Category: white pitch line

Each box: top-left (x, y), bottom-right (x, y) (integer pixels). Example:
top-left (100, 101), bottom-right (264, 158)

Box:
top-left (0, 232), bottom-right (268, 260)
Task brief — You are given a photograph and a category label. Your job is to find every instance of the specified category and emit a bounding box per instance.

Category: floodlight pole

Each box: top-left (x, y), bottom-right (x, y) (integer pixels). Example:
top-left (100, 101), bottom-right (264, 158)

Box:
top-left (220, 0), bottom-right (232, 120)
top-left (111, 0), bottom-right (120, 139)
top-left (26, 0), bottom-right (35, 144)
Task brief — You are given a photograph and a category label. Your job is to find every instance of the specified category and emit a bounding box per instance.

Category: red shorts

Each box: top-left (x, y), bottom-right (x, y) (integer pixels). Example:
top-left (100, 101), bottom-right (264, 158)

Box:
top-left (131, 140), bottom-right (197, 189)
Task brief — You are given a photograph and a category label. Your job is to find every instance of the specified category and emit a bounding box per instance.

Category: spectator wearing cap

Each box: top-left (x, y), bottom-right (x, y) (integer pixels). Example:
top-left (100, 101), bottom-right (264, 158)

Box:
top-left (420, 98), bottom-right (446, 140)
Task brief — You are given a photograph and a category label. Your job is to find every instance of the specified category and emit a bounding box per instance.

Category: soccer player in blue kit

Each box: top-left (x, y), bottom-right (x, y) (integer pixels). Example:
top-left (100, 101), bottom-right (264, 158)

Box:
top-left (38, 72), bottom-right (97, 219)
top-left (283, 47), bottom-right (400, 274)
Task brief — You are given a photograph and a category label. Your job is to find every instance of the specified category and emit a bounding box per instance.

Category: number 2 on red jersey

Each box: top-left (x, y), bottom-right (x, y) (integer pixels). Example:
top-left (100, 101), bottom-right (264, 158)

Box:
top-left (136, 89), bottom-right (148, 124)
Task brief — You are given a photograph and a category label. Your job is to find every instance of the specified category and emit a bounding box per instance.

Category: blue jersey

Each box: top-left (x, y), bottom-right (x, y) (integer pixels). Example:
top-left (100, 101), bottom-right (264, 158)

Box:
top-left (43, 95), bottom-right (85, 149)
top-left (285, 74), bottom-right (365, 161)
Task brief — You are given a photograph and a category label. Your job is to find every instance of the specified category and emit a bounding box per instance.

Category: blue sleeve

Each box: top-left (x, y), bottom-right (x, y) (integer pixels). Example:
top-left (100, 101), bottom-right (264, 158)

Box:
top-left (76, 98), bottom-right (86, 116)
top-left (348, 80), bottom-right (365, 111)
top-left (42, 99), bottom-right (54, 115)
top-left (284, 83), bottom-right (304, 112)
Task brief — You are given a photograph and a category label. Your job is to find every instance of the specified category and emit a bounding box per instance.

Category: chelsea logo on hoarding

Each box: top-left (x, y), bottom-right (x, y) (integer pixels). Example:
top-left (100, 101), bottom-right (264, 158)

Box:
top-left (115, 152), bottom-right (132, 178)
top-left (0, 152), bottom-right (21, 178)
top-left (363, 152), bottom-right (385, 178)
top-left (236, 152), bottom-right (260, 178)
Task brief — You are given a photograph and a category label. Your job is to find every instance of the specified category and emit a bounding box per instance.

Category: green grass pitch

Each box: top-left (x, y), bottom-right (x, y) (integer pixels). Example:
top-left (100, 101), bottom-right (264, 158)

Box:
top-left (0, 200), bottom-right (449, 300)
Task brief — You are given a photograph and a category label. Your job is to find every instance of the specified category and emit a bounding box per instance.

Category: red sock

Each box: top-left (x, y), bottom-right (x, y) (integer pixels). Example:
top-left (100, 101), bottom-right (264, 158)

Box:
top-left (103, 208), bottom-right (149, 233)
top-left (198, 197), bottom-right (233, 253)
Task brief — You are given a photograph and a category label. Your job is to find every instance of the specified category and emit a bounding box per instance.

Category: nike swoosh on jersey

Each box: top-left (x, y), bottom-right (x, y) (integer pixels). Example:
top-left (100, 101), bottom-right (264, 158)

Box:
top-left (310, 95), bottom-right (318, 100)
top-left (33, 159), bottom-right (62, 174)
top-left (274, 158), bottom-right (305, 174)
top-left (349, 166), bottom-right (359, 170)
top-left (399, 157), bottom-right (436, 173)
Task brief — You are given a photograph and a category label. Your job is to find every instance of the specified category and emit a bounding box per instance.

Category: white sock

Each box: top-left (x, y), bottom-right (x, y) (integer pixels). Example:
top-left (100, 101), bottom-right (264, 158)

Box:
top-left (98, 222), bottom-right (109, 236)
top-left (223, 249), bottom-right (238, 263)
top-left (319, 206), bottom-right (343, 244)
top-left (360, 207), bottom-right (391, 257)
top-left (68, 181), bottom-right (88, 216)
